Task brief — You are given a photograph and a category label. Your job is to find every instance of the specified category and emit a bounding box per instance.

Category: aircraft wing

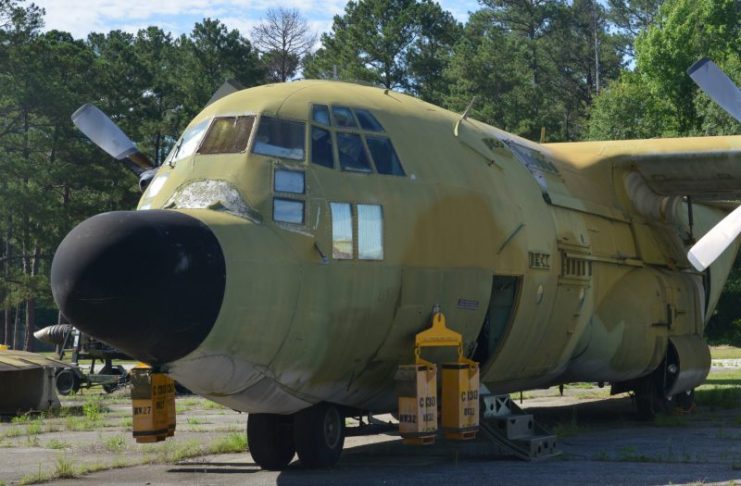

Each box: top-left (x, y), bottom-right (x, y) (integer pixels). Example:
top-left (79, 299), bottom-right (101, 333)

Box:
top-left (545, 135), bottom-right (741, 200)
top-left (0, 349), bottom-right (68, 372)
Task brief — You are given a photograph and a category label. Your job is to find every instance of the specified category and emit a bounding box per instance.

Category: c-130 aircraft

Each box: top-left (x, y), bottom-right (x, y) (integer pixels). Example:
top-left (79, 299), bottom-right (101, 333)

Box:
top-left (52, 58), bottom-right (740, 469)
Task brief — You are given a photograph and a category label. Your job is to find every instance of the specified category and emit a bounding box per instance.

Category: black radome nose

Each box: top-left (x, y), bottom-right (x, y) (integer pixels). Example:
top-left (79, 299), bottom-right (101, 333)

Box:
top-left (51, 210), bottom-right (226, 364)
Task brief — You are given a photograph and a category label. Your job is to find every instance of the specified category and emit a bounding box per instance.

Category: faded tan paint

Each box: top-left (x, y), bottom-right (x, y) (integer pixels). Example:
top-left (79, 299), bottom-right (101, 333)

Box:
top-left (137, 80), bottom-right (740, 413)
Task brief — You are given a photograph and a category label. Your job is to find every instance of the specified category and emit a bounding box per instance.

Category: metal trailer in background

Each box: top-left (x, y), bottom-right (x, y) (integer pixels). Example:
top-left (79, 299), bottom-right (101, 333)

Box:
top-left (34, 324), bottom-right (130, 395)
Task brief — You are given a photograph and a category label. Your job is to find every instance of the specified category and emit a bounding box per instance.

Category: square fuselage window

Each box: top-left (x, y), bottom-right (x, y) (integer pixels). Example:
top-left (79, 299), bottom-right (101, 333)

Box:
top-left (274, 169), bottom-right (305, 194)
top-left (273, 198), bottom-right (305, 225)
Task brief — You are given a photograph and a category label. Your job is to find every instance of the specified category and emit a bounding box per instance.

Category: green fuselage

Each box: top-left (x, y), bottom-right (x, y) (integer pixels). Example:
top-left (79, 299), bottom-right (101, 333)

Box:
top-left (136, 80), bottom-right (737, 414)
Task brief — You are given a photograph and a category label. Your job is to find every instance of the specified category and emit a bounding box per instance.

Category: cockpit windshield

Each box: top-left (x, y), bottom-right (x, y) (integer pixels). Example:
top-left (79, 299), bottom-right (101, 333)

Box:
top-left (199, 116), bottom-right (255, 154)
top-left (165, 119), bottom-right (210, 164)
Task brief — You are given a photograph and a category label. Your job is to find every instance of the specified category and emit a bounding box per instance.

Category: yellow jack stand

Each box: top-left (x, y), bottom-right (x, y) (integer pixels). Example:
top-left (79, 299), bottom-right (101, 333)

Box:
top-left (130, 364), bottom-right (176, 443)
top-left (397, 310), bottom-right (480, 445)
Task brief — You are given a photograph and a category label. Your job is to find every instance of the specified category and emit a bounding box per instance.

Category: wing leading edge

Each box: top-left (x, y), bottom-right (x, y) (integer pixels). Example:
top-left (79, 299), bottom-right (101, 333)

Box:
top-left (546, 135), bottom-right (741, 201)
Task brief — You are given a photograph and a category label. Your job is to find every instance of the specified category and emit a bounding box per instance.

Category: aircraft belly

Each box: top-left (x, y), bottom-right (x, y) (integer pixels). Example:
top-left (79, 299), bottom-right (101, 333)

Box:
top-left (166, 349), bottom-right (312, 414)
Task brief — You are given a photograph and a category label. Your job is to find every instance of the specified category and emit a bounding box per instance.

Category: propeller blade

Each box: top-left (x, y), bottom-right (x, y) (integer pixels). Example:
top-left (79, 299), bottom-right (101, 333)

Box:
top-left (687, 205), bottom-right (741, 271)
top-left (687, 58), bottom-right (741, 122)
top-left (71, 104), bottom-right (153, 172)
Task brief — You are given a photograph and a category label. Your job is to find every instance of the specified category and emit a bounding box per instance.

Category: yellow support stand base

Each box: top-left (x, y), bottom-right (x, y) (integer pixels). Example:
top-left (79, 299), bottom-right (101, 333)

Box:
top-left (130, 364), bottom-right (176, 444)
top-left (397, 309), bottom-right (480, 445)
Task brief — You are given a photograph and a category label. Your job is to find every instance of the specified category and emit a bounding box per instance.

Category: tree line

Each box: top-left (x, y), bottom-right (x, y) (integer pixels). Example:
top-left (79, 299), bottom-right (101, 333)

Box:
top-left (0, 0), bottom-right (739, 350)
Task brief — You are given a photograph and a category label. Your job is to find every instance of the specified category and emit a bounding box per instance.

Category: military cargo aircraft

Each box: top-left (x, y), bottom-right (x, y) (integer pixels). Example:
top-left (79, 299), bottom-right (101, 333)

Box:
top-left (51, 58), bottom-right (740, 469)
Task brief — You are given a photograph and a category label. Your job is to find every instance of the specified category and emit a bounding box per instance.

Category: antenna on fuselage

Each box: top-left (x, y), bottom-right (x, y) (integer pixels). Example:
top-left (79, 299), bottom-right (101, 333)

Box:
top-left (461, 96), bottom-right (478, 120)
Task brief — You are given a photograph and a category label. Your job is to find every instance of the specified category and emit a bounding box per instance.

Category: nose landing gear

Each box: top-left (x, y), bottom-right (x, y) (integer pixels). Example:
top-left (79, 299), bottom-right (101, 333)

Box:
top-left (247, 402), bottom-right (345, 470)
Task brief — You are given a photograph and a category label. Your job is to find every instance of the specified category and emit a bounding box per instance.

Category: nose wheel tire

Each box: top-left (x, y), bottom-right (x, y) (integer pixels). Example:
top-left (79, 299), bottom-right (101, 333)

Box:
top-left (247, 413), bottom-right (295, 470)
top-left (293, 403), bottom-right (345, 468)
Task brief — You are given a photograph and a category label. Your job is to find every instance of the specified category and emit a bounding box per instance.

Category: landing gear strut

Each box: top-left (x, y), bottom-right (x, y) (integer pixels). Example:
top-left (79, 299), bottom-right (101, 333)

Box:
top-left (247, 403), bottom-right (346, 470)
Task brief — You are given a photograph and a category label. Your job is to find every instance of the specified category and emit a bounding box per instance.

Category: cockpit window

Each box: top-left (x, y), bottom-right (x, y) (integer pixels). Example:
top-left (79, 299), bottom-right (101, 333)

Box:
top-left (337, 133), bottom-right (372, 173)
top-left (311, 127), bottom-right (334, 168)
top-left (354, 109), bottom-right (384, 132)
top-left (366, 137), bottom-right (405, 176)
top-left (166, 118), bottom-right (210, 164)
top-left (312, 105), bottom-right (331, 125)
top-left (332, 106), bottom-right (358, 129)
top-left (253, 116), bottom-right (305, 161)
top-left (198, 116), bottom-right (255, 154)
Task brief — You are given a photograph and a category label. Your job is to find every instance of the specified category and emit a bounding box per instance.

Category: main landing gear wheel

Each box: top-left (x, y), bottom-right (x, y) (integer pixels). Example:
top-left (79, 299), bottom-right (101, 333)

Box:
top-left (673, 389), bottom-right (696, 414)
top-left (247, 413), bottom-right (295, 470)
top-left (635, 375), bottom-right (670, 420)
top-left (293, 403), bottom-right (345, 468)
top-left (55, 368), bottom-right (81, 396)
top-left (99, 364), bottom-right (127, 394)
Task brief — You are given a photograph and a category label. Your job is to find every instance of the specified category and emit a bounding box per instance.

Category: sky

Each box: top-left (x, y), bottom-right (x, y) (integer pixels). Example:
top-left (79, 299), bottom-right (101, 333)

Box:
top-left (32, 0), bottom-right (482, 41)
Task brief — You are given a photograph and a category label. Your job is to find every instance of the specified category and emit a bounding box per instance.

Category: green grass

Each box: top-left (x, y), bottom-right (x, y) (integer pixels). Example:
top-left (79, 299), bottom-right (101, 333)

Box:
top-left (11, 413), bottom-right (34, 425)
top-left (565, 382), bottom-right (594, 389)
top-left (82, 396), bottom-right (103, 422)
top-left (710, 346), bottom-right (741, 360)
top-left (54, 455), bottom-right (77, 479)
top-left (186, 417), bottom-right (206, 425)
top-left (18, 456), bottom-right (77, 485)
top-left (617, 446), bottom-right (656, 463)
top-left (4, 427), bottom-right (23, 438)
top-left (18, 468), bottom-right (52, 485)
top-left (208, 432), bottom-right (247, 454)
top-left (25, 421), bottom-right (42, 436)
top-left (143, 439), bottom-right (203, 464)
top-left (176, 398), bottom-right (200, 413)
top-left (552, 420), bottom-right (584, 438)
top-left (46, 439), bottom-right (70, 450)
top-left (203, 400), bottom-right (227, 410)
top-left (654, 413), bottom-right (688, 427)
top-left (695, 387), bottom-right (741, 409)
top-left (103, 434), bottom-right (127, 453)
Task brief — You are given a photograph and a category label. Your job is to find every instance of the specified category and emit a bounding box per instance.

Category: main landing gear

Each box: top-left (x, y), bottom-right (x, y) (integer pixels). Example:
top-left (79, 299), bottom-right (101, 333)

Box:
top-left (247, 402), bottom-right (346, 470)
top-left (632, 355), bottom-right (697, 419)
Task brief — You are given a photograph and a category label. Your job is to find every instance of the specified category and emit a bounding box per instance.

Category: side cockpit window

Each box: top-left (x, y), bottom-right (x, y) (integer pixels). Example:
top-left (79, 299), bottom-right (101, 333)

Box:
top-left (354, 109), bottom-right (384, 132)
top-left (253, 116), bottom-right (305, 161)
top-left (198, 116), bottom-right (254, 154)
top-left (332, 106), bottom-right (357, 128)
top-left (337, 133), bottom-right (372, 173)
top-left (311, 127), bottom-right (334, 168)
top-left (366, 136), bottom-right (405, 176)
top-left (309, 104), bottom-right (406, 177)
top-left (312, 105), bottom-right (331, 125)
